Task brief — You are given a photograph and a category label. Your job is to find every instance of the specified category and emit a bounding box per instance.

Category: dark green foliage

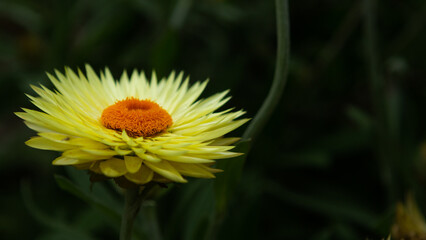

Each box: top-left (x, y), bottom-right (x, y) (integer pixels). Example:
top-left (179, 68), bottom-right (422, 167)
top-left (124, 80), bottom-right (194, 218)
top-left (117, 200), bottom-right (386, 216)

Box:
top-left (3, 0), bottom-right (426, 239)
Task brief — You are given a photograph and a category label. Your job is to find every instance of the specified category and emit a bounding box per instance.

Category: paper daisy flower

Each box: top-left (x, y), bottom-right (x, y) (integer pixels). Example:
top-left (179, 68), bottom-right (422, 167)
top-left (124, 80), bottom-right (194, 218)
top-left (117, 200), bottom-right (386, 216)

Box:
top-left (16, 65), bottom-right (248, 185)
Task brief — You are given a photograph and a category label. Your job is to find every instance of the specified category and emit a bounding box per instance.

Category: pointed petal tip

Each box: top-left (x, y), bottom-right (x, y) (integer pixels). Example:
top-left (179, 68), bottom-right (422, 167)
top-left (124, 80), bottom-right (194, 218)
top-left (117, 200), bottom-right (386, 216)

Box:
top-left (178, 177), bottom-right (188, 183)
top-left (14, 111), bottom-right (25, 118)
top-left (52, 156), bottom-right (90, 165)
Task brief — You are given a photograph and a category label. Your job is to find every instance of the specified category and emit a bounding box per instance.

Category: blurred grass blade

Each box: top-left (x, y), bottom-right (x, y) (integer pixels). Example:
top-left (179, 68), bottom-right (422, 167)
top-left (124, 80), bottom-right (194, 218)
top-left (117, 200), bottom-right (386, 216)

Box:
top-left (165, 179), bottom-right (215, 240)
top-left (170, 0), bottom-right (193, 30)
top-left (36, 232), bottom-right (89, 240)
top-left (214, 139), bottom-right (251, 214)
top-left (0, 1), bottom-right (41, 32)
top-left (364, 0), bottom-right (398, 203)
top-left (20, 180), bottom-right (95, 240)
top-left (140, 201), bottom-right (163, 240)
top-left (182, 181), bottom-right (215, 240)
top-left (265, 180), bottom-right (379, 230)
top-left (54, 174), bottom-right (121, 221)
top-left (346, 105), bottom-right (372, 130)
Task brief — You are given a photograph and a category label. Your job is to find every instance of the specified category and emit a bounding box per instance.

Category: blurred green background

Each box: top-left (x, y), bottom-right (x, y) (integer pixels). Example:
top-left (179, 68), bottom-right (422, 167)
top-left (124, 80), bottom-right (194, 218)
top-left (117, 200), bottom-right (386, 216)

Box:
top-left (2, 0), bottom-right (426, 239)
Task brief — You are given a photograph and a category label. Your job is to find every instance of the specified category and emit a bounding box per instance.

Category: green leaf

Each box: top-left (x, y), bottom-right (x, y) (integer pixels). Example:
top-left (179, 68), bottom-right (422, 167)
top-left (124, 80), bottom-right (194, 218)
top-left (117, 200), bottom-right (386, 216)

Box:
top-left (214, 139), bottom-right (251, 215)
top-left (165, 179), bottom-right (215, 240)
top-left (65, 166), bottom-right (121, 213)
top-left (60, 168), bottom-right (152, 240)
top-left (54, 174), bottom-right (121, 222)
top-left (20, 181), bottom-right (95, 240)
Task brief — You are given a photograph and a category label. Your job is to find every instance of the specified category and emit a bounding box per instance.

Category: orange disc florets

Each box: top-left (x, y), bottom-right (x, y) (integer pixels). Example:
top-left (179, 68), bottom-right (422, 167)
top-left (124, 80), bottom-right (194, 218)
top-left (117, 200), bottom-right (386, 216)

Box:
top-left (101, 98), bottom-right (173, 138)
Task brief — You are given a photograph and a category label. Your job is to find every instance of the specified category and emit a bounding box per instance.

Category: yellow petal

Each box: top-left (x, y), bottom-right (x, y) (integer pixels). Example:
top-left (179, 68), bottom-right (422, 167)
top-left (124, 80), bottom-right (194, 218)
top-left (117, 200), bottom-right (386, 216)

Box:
top-left (170, 162), bottom-right (215, 178)
top-left (81, 148), bottom-right (117, 157)
top-left (23, 120), bottom-right (52, 133)
top-left (161, 155), bottom-right (214, 163)
top-left (99, 158), bottom-right (127, 177)
top-left (63, 149), bottom-right (108, 160)
top-left (184, 145), bottom-right (234, 154)
top-left (73, 162), bottom-right (92, 170)
top-left (209, 137), bottom-right (240, 146)
top-left (26, 137), bottom-right (73, 151)
top-left (52, 156), bottom-right (95, 165)
top-left (140, 143), bottom-right (162, 151)
top-left (68, 138), bottom-right (108, 149)
top-left (133, 148), bottom-right (161, 163)
top-left (148, 148), bottom-right (187, 157)
top-left (162, 142), bottom-right (193, 148)
top-left (124, 156), bottom-right (143, 173)
top-left (191, 151), bottom-right (243, 160)
top-left (200, 164), bottom-right (224, 173)
top-left (144, 160), bottom-right (187, 183)
top-left (20, 109), bottom-right (79, 136)
top-left (38, 132), bottom-right (72, 143)
top-left (114, 146), bottom-right (133, 155)
top-left (124, 165), bottom-right (153, 184)
top-left (195, 119), bottom-right (249, 141)
top-left (121, 130), bottom-right (138, 147)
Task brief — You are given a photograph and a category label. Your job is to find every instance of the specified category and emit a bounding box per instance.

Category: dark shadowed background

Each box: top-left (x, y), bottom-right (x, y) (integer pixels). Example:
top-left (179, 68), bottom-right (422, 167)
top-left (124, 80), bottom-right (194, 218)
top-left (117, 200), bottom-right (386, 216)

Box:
top-left (2, 0), bottom-right (426, 239)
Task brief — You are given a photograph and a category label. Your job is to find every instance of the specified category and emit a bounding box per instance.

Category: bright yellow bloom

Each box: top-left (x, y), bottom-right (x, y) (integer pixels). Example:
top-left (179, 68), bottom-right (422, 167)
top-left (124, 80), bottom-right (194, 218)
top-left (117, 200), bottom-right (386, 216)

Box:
top-left (17, 65), bottom-right (248, 185)
top-left (392, 194), bottom-right (426, 239)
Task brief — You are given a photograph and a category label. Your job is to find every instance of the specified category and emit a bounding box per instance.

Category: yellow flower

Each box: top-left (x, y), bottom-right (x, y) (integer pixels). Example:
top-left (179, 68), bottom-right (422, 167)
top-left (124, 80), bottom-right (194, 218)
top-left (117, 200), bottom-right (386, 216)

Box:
top-left (16, 65), bottom-right (249, 185)
top-left (391, 193), bottom-right (426, 239)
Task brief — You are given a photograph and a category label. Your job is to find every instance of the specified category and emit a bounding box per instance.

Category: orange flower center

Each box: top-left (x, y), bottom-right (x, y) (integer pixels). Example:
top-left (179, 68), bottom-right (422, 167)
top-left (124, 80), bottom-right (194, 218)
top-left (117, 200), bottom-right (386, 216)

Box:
top-left (101, 98), bottom-right (172, 138)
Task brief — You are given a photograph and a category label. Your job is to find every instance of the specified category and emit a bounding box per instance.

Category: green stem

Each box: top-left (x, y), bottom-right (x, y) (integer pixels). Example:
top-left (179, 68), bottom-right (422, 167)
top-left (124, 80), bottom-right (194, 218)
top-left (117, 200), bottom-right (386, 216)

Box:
top-left (120, 188), bottom-right (143, 240)
top-left (242, 0), bottom-right (290, 142)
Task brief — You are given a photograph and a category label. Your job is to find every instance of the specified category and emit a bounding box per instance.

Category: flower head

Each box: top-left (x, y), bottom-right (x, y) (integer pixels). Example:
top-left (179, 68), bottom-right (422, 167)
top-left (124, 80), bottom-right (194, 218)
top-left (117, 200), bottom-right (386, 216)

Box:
top-left (17, 65), bottom-right (248, 185)
top-left (392, 194), bottom-right (426, 239)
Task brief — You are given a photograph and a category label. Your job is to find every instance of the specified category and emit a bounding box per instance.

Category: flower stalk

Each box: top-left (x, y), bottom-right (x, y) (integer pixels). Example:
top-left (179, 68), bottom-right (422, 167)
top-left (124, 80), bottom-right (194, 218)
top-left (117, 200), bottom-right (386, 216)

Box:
top-left (120, 188), bottom-right (143, 240)
top-left (242, 0), bottom-right (290, 143)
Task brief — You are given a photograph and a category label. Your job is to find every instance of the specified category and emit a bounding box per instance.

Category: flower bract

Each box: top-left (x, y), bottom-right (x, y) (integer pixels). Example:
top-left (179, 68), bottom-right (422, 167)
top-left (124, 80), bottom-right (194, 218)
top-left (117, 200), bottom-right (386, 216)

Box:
top-left (16, 65), bottom-right (248, 185)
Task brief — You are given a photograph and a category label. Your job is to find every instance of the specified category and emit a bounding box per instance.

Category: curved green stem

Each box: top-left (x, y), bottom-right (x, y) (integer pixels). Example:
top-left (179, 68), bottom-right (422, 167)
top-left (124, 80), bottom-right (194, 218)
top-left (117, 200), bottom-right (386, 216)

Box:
top-left (120, 188), bottom-right (143, 240)
top-left (242, 0), bottom-right (290, 142)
